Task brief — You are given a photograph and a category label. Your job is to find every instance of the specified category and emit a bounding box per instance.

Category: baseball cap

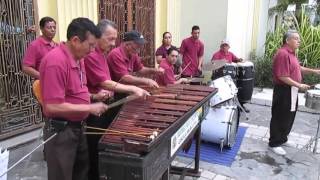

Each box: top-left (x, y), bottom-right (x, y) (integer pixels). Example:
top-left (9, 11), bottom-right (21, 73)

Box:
top-left (123, 30), bottom-right (146, 45)
top-left (221, 39), bottom-right (230, 46)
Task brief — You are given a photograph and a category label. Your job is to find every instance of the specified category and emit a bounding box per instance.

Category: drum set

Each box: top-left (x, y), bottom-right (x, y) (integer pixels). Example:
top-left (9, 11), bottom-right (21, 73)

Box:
top-left (201, 61), bottom-right (254, 151)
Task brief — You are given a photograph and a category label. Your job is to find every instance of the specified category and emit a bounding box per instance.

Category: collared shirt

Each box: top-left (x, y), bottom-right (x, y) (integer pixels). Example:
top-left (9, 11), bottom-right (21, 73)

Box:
top-left (211, 49), bottom-right (238, 63)
top-left (39, 43), bottom-right (90, 121)
top-left (156, 58), bottom-right (175, 86)
top-left (84, 47), bottom-right (112, 95)
top-left (272, 44), bottom-right (302, 85)
top-left (180, 37), bottom-right (204, 76)
top-left (106, 44), bottom-right (144, 82)
top-left (155, 45), bottom-right (177, 58)
top-left (22, 36), bottom-right (57, 71)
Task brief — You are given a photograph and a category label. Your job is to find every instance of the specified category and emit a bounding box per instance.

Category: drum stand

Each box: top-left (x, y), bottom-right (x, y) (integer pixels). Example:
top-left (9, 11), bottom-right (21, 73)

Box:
top-left (300, 115), bottom-right (320, 154)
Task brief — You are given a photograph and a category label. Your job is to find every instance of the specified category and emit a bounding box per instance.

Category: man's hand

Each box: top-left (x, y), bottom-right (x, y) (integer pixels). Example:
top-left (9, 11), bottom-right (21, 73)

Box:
top-left (131, 86), bottom-right (150, 98)
top-left (147, 79), bottom-right (159, 88)
top-left (314, 69), bottom-right (320, 75)
top-left (89, 102), bottom-right (108, 116)
top-left (156, 67), bottom-right (165, 74)
top-left (180, 78), bottom-right (190, 84)
top-left (238, 58), bottom-right (243, 62)
top-left (299, 83), bottom-right (310, 91)
top-left (92, 90), bottom-right (110, 102)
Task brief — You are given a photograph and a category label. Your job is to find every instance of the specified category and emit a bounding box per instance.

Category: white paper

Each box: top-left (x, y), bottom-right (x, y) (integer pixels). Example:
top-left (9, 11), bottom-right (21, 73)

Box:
top-left (0, 148), bottom-right (9, 180)
top-left (290, 86), bottom-right (298, 111)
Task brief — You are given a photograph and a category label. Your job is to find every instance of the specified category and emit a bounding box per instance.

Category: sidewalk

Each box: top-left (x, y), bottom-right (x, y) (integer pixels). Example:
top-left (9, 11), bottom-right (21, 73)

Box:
top-left (251, 88), bottom-right (318, 113)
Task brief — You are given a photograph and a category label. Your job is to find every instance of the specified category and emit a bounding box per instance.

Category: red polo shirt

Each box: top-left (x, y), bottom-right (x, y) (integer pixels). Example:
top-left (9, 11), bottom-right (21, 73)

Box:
top-left (211, 49), bottom-right (238, 63)
top-left (84, 47), bottom-right (112, 95)
top-left (23, 36), bottom-right (57, 71)
top-left (180, 37), bottom-right (204, 76)
top-left (39, 43), bottom-right (90, 121)
top-left (272, 44), bottom-right (302, 85)
top-left (156, 58), bottom-right (175, 86)
top-left (106, 44), bottom-right (144, 82)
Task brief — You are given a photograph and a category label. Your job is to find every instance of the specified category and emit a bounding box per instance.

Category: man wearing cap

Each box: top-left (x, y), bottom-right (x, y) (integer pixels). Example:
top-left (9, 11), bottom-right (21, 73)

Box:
top-left (84, 20), bottom-right (149, 180)
top-left (211, 39), bottom-right (243, 63)
top-left (156, 47), bottom-right (189, 86)
top-left (22, 16), bottom-right (57, 79)
top-left (180, 25), bottom-right (204, 77)
top-left (40, 17), bottom-right (108, 180)
top-left (107, 30), bottom-right (163, 87)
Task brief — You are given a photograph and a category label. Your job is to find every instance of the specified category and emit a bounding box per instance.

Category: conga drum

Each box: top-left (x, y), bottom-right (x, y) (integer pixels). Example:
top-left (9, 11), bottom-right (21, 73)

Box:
top-left (236, 61), bottom-right (254, 102)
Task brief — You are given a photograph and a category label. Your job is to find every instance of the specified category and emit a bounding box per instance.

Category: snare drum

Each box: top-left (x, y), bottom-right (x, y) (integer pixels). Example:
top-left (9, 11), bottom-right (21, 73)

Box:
top-left (305, 89), bottom-right (320, 110)
top-left (212, 63), bottom-right (237, 80)
top-left (236, 61), bottom-right (254, 102)
top-left (209, 75), bottom-right (237, 106)
top-left (201, 102), bottom-right (239, 148)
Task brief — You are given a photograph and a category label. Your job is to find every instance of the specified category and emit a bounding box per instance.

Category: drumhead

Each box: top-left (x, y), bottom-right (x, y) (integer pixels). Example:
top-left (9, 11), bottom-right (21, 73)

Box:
top-left (237, 61), bottom-right (254, 67)
top-left (307, 89), bottom-right (320, 96)
top-left (225, 63), bottom-right (238, 67)
top-left (314, 84), bottom-right (320, 90)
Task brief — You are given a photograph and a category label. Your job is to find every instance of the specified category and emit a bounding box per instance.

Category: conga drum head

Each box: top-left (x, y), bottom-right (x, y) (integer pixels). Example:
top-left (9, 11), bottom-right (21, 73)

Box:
top-left (237, 61), bottom-right (254, 80)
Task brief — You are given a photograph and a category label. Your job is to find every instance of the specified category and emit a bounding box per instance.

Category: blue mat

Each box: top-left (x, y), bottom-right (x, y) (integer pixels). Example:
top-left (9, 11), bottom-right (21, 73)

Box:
top-left (178, 126), bottom-right (247, 167)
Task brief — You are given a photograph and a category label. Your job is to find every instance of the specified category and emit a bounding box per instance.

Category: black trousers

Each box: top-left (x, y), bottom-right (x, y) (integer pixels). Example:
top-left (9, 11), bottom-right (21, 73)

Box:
top-left (86, 99), bottom-right (119, 180)
top-left (45, 120), bottom-right (89, 180)
top-left (269, 85), bottom-right (298, 147)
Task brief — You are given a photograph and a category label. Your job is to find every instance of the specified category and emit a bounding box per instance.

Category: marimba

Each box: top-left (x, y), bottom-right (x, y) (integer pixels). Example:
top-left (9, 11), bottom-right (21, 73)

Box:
top-left (98, 84), bottom-right (217, 180)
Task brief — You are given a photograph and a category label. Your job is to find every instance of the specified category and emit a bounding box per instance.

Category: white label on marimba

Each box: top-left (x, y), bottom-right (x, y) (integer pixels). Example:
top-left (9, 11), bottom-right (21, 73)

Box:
top-left (170, 109), bottom-right (200, 157)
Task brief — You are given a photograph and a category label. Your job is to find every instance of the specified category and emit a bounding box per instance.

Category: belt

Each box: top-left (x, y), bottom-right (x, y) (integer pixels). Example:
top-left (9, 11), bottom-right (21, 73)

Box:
top-left (50, 117), bottom-right (86, 129)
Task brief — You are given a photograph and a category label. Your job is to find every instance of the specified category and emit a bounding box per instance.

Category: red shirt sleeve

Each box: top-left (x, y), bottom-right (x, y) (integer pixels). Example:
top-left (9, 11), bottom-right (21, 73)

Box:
top-left (84, 55), bottom-right (108, 87)
top-left (22, 42), bottom-right (38, 68)
top-left (180, 40), bottom-right (186, 55)
top-left (133, 55), bottom-right (144, 72)
top-left (198, 42), bottom-right (204, 57)
top-left (41, 65), bottom-right (67, 104)
top-left (273, 50), bottom-right (290, 78)
top-left (211, 51), bottom-right (220, 60)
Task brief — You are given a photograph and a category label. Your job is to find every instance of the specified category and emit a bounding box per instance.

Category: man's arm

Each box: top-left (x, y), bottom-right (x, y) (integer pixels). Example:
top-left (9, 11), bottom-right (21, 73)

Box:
top-left (137, 66), bottom-right (164, 76)
top-left (301, 66), bottom-right (320, 75)
top-left (198, 56), bottom-right (204, 70)
top-left (22, 65), bottom-right (39, 79)
top-left (120, 75), bottom-right (159, 88)
top-left (46, 102), bottom-right (107, 117)
top-left (278, 76), bottom-right (309, 90)
top-left (100, 80), bottom-right (149, 96)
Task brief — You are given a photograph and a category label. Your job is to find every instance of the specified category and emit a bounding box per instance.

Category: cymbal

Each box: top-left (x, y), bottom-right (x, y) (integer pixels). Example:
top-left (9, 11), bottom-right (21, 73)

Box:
top-left (202, 60), bottom-right (227, 71)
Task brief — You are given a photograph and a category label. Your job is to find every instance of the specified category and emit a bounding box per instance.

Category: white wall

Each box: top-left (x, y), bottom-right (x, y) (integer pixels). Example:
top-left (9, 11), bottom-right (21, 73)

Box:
top-left (179, 0), bottom-right (228, 63)
top-left (226, 0), bottom-right (255, 60)
top-left (256, 0), bottom-right (272, 56)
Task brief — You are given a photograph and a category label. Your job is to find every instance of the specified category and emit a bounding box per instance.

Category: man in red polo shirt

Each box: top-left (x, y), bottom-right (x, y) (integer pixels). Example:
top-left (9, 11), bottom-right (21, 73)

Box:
top-left (84, 19), bottom-right (149, 180)
top-left (211, 39), bottom-right (243, 63)
top-left (40, 17), bottom-right (107, 180)
top-left (22, 16), bottom-right (57, 79)
top-left (156, 47), bottom-right (189, 86)
top-left (269, 30), bottom-right (320, 155)
top-left (180, 25), bottom-right (204, 77)
top-left (107, 30), bottom-right (163, 87)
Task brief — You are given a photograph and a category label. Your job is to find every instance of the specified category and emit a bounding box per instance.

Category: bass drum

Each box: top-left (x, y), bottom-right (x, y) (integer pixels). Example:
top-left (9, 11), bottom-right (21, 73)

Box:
top-left (201, 102), bottom-right (239, 148)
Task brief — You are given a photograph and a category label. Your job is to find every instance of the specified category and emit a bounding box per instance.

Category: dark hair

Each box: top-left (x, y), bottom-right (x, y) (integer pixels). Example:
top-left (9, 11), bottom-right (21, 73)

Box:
top-left (167, 47), bottom-right (179, 55)
top-left (66, 17), bottom-right (101, 41)
top-left (39, 17), bottom-right (56, 29)
top-left (192, 25), bottom-right (200, 32)
top-left (162, 32), bottom-right (171, 39)
top-left (97, 19), bottom-right (117, 34)
top-left (282, 30), bottom-right (298, 45)
top-left (162, 32), bottom-right (171, 44)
